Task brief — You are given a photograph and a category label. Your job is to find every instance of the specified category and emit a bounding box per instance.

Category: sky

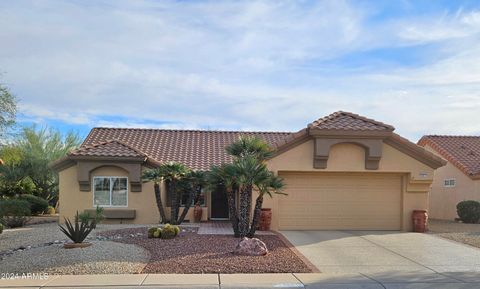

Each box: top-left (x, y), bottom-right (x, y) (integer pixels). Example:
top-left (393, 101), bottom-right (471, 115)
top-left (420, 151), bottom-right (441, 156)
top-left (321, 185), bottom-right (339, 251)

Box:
top-left (1, 0), bottom-right (480, 141)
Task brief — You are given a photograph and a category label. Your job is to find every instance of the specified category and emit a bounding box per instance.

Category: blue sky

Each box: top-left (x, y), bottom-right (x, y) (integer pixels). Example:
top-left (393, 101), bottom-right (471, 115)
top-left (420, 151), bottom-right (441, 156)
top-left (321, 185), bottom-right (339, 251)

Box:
top-left (1, 0), bottom-right (480, 141)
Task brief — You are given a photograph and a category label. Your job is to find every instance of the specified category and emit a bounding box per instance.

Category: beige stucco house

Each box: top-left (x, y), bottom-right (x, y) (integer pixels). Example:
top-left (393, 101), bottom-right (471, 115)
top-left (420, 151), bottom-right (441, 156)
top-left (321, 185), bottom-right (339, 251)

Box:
top-left (418, 136), bottom-right (480, 220)
top-left (52, 111), bottom-right (445, 231)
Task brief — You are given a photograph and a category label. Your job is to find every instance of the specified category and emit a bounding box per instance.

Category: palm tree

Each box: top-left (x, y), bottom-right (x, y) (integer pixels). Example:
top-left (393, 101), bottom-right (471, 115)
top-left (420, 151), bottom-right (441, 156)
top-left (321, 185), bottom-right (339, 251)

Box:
top-left (248, 172), bottom-right (284, 237)
top-left (218, 136), bottom-right (285, 238)
top-left (208, 164), bottom-right (240, 237)
top-left (159, 162), bottom-right (190, 224)
top-left (177, 170), bottom-right (206, 224)
top-left (143, 162), bottom-right (190, 224)
top-left (142, 168), bottom-right (167, 223)
top-left (225, 135), bottom-right (273, 161)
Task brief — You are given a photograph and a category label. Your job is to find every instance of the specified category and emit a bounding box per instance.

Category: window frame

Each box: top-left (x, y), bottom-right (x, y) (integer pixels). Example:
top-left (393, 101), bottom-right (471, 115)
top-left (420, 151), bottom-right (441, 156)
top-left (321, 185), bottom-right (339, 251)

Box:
top-left (444, 178), bottom-right (456, 188)
top-left (92, 176), bottom-right (129, 208)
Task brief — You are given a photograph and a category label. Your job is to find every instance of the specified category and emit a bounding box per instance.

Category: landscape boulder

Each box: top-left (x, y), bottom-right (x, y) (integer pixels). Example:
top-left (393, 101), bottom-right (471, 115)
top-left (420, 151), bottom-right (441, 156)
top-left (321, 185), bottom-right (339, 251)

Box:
top-left (233, 237), bottom-right (268, 256)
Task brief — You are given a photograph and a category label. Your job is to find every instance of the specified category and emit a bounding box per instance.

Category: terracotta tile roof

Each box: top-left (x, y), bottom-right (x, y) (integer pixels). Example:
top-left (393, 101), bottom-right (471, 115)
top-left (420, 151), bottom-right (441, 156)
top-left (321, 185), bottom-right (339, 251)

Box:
top-left (69, 140), bottom-right (147, 159)
top-left (308, 111), bottom-right (394, 131)
top-left (418, 135), bottom-right (480, 178)
top-left (81, 128), bottom-right (292, 170)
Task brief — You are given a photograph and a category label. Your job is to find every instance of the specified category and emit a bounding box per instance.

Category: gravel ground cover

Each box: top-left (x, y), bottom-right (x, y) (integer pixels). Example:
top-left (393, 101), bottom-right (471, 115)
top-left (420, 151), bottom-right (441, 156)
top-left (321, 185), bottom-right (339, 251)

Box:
top-left (0, 241), bottom-right (149, 274)
top-left (429, 219), bottom-right (480, 248)
top-left (99, 227), bottom-right (313, 274)
top-left (0, 223), bottom-right (155, 275)
top-left (0, 222), bottom-right (158, 252)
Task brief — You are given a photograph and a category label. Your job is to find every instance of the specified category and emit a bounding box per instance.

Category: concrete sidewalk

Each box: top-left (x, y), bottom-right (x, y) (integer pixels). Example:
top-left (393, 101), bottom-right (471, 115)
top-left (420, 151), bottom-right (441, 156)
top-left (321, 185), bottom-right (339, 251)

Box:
top-left (1, 272), bottom-right (480, 289)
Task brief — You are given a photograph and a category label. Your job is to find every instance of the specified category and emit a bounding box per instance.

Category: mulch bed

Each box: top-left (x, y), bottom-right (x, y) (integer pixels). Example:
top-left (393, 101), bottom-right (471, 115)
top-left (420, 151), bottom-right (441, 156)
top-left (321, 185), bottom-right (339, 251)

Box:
top-left (99, 227), bottom-right (313, 274)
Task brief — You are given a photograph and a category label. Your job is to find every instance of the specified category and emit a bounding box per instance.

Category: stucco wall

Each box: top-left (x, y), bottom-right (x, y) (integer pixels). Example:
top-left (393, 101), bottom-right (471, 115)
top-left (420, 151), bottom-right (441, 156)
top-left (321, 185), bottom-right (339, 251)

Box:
top-left (424, 144), bottom-right (480, 220)
top-left (265, 140), bottom-right (435, 231)
top-left (59, 164), bottom-right (208, 224)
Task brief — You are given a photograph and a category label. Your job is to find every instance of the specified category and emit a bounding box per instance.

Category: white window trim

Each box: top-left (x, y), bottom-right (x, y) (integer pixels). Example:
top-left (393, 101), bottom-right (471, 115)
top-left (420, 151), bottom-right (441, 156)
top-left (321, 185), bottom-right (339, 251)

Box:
top-left (92, 176), bottom-right (128, 208)
top-left (444, 178), bottom-right (456, 188)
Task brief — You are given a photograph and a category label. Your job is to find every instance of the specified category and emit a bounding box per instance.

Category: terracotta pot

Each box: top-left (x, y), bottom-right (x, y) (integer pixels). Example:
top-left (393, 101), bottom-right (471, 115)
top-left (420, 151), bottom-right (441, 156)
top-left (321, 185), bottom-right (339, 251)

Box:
top-left (63, 242), bottom-right (92, 249)
top-left (193, 204), bottom-right (203, 223)
top-left (259, 208), bottom-right (272, 231)
top-left (412, 210), bottom-right (428, 233)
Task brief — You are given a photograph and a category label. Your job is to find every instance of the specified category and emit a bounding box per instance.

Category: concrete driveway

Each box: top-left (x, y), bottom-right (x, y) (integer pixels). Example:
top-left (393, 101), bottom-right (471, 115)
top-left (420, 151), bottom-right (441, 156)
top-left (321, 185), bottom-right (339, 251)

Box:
top-left (281, 230), bottom-right (480, 273)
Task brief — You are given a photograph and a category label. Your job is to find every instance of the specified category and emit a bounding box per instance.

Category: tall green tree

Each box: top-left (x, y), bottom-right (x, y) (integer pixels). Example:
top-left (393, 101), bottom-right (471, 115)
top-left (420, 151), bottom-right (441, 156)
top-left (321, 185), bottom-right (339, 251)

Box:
top-left (0, 145), bottom-right (34, 197)
top-left (16, 126), bottom-right (80, 201)
top-left (0, 83), bottom-right (17, 141)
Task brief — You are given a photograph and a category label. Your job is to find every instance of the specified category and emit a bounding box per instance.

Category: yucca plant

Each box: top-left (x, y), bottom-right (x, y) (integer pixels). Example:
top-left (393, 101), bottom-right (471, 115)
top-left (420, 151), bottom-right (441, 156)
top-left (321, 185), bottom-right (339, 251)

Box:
top-left (59, 211), bottom-right (94, 243)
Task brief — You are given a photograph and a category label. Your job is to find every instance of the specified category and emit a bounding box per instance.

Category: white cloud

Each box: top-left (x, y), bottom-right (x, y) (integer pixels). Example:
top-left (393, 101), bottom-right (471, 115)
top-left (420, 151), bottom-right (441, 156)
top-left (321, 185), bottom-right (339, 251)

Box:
top-left (1, 1), bottom-right (480, 140)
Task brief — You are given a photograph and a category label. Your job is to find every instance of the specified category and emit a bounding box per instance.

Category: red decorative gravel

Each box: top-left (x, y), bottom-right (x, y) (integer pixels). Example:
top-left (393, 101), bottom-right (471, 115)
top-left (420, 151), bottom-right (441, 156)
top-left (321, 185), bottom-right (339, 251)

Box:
top-left (99, 227), bottom-right (313, 274)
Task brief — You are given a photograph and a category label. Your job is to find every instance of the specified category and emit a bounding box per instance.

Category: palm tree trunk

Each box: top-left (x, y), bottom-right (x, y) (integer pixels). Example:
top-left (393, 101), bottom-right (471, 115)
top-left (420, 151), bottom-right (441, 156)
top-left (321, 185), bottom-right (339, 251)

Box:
top-left (154, 182), bottom-right (167, 223)
top-left (226, 187), bottom-right (240, 237)
top-left (247, 194), bottom-right (263, 238)
top-left (170, 180), bottom-right (178, 225)
top-left (178, 185), bottom-right (198, 224)
top-left (238, 185), bottom-right (252, 238)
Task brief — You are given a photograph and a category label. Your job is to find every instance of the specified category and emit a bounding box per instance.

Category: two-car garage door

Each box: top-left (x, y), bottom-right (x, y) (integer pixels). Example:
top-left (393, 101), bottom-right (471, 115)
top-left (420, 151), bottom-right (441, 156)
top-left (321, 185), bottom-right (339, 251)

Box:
top-left (278, 172), bottom-right (402, 230)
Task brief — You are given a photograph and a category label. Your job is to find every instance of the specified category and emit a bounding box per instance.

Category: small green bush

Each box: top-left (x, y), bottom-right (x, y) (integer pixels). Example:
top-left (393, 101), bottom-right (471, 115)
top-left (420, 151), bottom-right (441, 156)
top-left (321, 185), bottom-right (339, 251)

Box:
top-left (153, 229), bottom-right (161, 238)
top-left (45, 206), bottom-right (56, 215)
top-left (78, 211), bottom-right (91, 223)
top-left (0, 199), bottom-right (31, 228)
top-left (457, 200), bottom-right (480, 223)
top-left (78, 206), bottom-right (105, 229)
top-left (0, 223), bottom-right (3, 234)
top-left (17, 194), bottom-right (49, 215)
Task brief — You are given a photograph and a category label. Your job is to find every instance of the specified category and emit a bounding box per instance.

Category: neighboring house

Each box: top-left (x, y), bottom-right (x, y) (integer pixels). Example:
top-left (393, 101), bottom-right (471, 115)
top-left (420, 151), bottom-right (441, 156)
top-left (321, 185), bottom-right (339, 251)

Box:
top-left (418, 135), bottom-right (480, 220)
top-left (51, 111), bottom-right (445, 231)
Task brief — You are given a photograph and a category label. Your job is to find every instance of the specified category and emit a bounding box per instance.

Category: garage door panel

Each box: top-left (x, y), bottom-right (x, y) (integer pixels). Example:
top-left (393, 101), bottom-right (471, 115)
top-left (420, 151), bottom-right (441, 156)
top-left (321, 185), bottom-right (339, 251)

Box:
top-left (278, 173), bottom-right (401, 230)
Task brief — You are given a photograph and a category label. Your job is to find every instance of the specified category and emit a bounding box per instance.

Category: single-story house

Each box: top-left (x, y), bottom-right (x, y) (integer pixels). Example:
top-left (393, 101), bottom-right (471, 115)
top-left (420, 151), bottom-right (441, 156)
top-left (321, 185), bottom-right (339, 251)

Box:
top-left (52, 111), bottom-right (445, 231)
top-left (418, 135), bottom-right (480, 220)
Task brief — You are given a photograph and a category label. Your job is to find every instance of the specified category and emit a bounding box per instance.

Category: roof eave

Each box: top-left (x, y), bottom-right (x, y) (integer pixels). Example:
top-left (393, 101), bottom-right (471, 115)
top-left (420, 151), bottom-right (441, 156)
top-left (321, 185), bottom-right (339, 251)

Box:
top-left (385, 134), bottom-right (447, 169)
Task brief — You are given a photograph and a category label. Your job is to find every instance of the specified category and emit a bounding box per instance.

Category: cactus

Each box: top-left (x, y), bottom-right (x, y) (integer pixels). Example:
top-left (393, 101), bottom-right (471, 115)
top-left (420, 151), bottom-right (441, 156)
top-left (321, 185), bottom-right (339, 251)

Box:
top-left (153, 229), bottom-right (161, 238)
top-left (173, 225), bottom-right (180, 236)
top-left (147, 227), bottom-right (158, 238)
top-left (160, 223), bottom-right (177, 239)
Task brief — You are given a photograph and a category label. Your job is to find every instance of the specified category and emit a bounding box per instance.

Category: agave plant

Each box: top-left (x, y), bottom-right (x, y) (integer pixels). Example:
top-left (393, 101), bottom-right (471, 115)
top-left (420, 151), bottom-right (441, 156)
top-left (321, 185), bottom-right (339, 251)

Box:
top-left (59, 211), bottom-right (94, 243)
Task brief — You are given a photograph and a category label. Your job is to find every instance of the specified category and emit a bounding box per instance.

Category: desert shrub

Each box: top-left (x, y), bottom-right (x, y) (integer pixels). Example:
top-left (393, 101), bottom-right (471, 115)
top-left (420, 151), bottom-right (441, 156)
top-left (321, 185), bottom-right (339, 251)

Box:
top-left (17, 194), bottom-right (49, 215)
top-left (92, 206), bottom-right (105, 226)
top-left (160, 223), bottom-right (178, 239)
top-left (78, 206), bottom-right (105, 229)
top-left (0, 199), bottom-right (31, 228)
top-left (457, 200), bottom-right (480, 223)
top-left (0, 223), bottom-right (3, 234)
top-left (45, 206), bottom-right (56, 215)
top-left (59, 212), bottom-right (94, 243)
top-left (78, 211), bottom-right (91, 223)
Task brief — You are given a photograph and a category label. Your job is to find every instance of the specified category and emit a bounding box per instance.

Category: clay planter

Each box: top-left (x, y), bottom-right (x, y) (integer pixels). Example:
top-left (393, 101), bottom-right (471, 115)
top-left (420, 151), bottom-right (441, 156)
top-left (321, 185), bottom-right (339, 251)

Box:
top-left (63, 242), bottom-right (92, 249)
top-left (193, 204), bottom-right (203, 223)
top-left (259, 208), bottom-right (272, 231)
top-left (412, 210), bottom-right (428, 233)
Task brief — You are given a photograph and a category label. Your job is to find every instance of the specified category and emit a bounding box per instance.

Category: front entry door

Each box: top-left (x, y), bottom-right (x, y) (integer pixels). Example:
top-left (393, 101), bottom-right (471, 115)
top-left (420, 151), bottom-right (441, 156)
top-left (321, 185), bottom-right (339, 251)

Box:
top-left (211, 186), bottom-right (229, 219)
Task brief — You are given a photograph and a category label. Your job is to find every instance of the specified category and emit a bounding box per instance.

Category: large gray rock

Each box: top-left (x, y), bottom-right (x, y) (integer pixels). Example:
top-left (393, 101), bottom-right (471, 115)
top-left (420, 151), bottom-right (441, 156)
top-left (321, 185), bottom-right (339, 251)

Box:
top-left (233, 237), bottom-right (268, 256)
